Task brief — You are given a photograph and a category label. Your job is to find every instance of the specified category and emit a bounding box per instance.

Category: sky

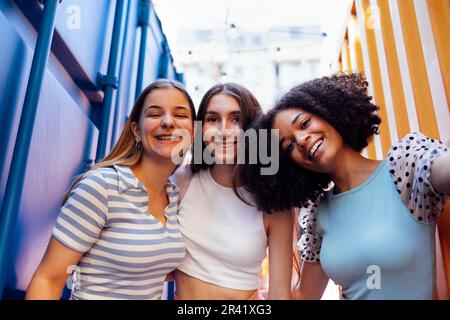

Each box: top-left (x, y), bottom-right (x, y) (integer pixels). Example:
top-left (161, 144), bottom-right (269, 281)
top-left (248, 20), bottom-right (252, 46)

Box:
top-left (153, 0), bottom-right (353, 68)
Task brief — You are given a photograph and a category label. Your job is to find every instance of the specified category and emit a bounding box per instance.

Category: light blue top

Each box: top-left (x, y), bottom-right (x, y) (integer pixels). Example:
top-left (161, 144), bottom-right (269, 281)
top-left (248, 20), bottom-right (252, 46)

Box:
top-left (298, 133), bottom-right (448, 300)
top-left (318, 160), bottom-right (435, 299)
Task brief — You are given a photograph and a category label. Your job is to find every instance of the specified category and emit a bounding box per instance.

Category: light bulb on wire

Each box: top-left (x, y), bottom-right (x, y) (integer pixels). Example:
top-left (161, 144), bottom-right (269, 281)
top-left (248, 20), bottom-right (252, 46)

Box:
top-left (227, 23), bottom-right (239, 39)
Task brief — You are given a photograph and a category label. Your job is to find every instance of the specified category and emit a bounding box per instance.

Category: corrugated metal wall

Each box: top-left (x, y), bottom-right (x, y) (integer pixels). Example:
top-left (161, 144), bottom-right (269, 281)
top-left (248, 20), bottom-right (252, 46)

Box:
top-left (0, 0), bottom-right (180, 297)
top-left (336, 0), bottom-right (450, 299)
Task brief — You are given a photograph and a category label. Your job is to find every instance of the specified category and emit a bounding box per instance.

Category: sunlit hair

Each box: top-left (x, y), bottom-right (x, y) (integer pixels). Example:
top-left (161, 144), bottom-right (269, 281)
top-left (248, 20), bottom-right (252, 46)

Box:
top-left (190, 82), bottom-right (263, 173)
top-left (63, 79), bottom-right (195, 204)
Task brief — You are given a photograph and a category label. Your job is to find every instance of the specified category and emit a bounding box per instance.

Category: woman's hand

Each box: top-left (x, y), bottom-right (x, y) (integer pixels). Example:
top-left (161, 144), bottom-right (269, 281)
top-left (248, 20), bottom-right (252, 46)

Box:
top-left (291, 262), bottom-right (329, 300)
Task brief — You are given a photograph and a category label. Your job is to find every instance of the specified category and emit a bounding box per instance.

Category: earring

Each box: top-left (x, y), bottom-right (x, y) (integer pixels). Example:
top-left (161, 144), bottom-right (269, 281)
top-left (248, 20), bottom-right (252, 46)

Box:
top-left (135, 140), bottom-right (142, 150)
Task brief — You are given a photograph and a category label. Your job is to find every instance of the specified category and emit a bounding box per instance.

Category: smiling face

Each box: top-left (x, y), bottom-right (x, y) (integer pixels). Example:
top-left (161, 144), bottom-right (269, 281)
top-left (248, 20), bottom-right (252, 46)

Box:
top-left (132, 87), bottom-right (194, 162)
top-left (273, 108), bottom-right (344, 173)
top-left (203, 93), bottom-right (242, 164)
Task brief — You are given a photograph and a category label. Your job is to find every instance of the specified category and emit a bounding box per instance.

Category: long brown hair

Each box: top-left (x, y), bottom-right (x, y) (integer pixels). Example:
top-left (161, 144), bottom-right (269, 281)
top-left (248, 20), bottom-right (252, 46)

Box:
top-left (63, 79), bottom-right (195, 203)
top-left (190, 82), bottom-right (263, 173)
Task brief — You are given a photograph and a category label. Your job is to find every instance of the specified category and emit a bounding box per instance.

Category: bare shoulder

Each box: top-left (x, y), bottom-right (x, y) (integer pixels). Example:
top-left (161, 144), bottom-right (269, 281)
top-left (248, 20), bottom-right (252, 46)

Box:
top-left (170, 165), bottom-right (194, 200)
top-left (264, 209), bottom-right (294, 234)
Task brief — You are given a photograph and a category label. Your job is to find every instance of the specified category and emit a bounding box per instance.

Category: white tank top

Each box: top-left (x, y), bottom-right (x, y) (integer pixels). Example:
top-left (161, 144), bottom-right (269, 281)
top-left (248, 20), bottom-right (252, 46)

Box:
top-left (176, 168), bottom-right (268, 290)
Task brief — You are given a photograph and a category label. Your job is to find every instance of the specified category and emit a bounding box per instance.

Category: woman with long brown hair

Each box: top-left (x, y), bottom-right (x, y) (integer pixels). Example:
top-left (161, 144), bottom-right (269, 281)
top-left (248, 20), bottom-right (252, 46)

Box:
top-left (26, 79), bottom-right (196, 300)
top-left (172, 83), bottom-right (293, 300)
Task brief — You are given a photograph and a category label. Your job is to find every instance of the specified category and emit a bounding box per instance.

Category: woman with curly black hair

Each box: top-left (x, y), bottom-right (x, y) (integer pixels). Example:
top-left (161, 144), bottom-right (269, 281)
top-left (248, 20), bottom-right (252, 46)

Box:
top-left (239, 72), bottom-right (450, 299)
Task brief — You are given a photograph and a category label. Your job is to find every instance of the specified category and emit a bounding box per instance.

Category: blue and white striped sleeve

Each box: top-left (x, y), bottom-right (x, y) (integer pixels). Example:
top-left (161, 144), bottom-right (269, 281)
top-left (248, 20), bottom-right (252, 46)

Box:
top-left (52, 169), bottom-right (108, 253)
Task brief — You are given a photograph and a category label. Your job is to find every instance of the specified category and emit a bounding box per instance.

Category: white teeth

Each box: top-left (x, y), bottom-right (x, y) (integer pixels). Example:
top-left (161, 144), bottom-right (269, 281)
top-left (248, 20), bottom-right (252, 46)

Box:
top-left (157, 135), bottom-right (180, 141)
top-left (309, 140), bottom-right (323, 158)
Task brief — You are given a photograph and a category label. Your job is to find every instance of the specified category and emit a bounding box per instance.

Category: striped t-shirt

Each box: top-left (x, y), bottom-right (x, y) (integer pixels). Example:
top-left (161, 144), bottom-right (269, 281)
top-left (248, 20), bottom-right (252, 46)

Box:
top-left (52, 165), bottom-right (186, 300)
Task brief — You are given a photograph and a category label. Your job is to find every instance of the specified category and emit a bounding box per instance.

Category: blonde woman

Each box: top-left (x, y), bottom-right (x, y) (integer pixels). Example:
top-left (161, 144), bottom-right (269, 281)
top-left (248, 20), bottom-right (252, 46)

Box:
top-left (26, 79), bottom-right (195, 300)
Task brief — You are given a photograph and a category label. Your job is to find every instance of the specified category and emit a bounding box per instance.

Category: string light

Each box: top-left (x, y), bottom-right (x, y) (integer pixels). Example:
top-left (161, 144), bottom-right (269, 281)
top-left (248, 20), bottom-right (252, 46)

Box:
top-left (227, 23), bottom-right (239, 39)
top-left (179, 38), bottom-right (336, 57)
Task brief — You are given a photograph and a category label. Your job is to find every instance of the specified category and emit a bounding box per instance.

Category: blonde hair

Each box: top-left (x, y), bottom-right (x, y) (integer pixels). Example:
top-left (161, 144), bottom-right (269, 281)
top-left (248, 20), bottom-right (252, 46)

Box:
top-left (62, 79), bottom-right (195, 204)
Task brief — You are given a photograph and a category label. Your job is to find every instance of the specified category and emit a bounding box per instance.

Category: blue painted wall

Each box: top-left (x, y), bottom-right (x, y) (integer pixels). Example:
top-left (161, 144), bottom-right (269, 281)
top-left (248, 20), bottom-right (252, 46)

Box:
top-left (0, 0), bottom-right (180, 296)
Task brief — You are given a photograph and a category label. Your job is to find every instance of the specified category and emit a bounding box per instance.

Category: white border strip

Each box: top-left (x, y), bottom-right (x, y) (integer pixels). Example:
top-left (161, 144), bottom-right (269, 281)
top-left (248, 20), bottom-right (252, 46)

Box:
top-left (347, 16), bottom-right (359, 70)
top-left (330, 0), bottom-right (357, 73)
top-left (389, 0), bottom-right (421, 133)
top-left (356, 0), bottom-right (384, 159)
top-left (341, 40), bottom-right (350, 71)
top-left (413, 0), bottom-right (450, 138)
top-left (371, 0), bottom-right (399, 143)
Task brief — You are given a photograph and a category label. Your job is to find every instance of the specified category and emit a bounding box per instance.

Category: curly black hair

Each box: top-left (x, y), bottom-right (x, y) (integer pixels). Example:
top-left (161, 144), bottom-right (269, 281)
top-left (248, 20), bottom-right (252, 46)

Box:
top-left (236, 72), bottom-right (381, 213)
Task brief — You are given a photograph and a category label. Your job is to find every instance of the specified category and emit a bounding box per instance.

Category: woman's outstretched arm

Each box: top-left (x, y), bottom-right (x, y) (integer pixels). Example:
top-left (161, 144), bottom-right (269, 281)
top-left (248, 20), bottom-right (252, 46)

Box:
top-left (430, 142), bottom-right (450, 195)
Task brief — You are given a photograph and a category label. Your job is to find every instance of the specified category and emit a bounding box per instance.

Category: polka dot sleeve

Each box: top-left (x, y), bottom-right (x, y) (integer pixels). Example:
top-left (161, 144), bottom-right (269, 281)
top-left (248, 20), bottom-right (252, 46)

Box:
top-left (387, 132), bottom-right (448, 224)
top-left (297, 199), bottom-right (323, 263)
